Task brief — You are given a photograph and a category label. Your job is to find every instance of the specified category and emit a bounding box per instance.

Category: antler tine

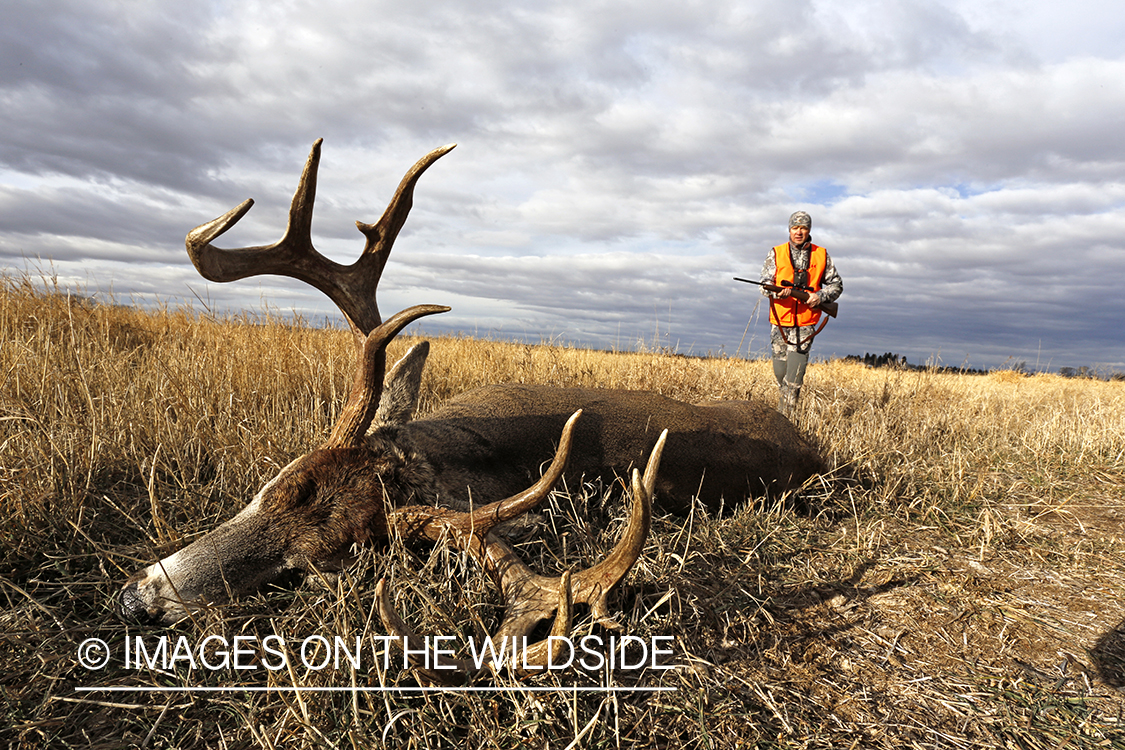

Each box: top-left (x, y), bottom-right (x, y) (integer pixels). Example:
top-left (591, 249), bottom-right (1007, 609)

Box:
top-left (374, 578), bottom-right (472, 686)
top-left (465, 409), bottom-right (580, 533)
top-left (384, 409), bottom-right (580, 540)
top-left (325, 303), bottom-right (450, 449)
top-left (185, 139), bottom-right (456, 346)
top-left (377, 422), bottom-right (665, 682)
top-left (355, 143), bottom-right (457, 294)
top-left (570, 428), bottom-right (666, 628)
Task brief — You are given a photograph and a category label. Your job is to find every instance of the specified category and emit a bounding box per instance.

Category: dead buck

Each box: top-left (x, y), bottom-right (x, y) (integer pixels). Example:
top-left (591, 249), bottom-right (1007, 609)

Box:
top-left (118, 141), bottom-right (822, 676)
top-left (117, 141), bottom-right (666, 678)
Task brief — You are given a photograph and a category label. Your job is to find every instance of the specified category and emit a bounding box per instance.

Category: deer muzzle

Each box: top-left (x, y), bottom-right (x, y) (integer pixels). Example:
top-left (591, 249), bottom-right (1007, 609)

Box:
top-left (117, 500), bottom-right (298, 625)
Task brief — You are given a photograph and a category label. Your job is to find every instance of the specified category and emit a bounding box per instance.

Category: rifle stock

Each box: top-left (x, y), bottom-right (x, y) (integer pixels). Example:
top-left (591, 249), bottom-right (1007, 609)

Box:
top-left (733, 277), bottom-right (838, 318)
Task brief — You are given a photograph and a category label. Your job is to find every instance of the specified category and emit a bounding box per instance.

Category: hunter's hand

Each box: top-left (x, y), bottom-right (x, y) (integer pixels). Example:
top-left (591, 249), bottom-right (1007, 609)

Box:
top-left (776, 287), bottom-right (793, 298)
top-left (805, 292), bottom-right (821, 308)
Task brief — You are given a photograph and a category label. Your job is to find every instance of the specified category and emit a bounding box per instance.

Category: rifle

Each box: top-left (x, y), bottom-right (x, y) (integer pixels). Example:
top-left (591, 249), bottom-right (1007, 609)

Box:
top-left (733, 277), bottom-right (838, 318)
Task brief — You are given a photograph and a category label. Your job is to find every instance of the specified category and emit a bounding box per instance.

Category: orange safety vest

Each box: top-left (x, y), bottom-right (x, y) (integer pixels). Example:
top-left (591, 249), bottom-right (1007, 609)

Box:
top-left (769, 243), bottom-right (827, 328)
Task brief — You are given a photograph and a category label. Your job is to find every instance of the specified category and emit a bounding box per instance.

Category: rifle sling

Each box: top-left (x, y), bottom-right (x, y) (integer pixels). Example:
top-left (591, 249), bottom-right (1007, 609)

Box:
top-left (772, 299), bottom-right (830, 348)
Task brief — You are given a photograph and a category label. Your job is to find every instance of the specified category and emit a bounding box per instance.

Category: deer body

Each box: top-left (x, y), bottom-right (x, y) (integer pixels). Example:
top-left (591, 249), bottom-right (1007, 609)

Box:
top-left (396, 383), bottom-right (822, 514)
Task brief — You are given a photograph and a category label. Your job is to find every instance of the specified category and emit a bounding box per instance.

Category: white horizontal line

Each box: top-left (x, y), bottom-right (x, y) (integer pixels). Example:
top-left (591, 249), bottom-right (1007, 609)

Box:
top-left (76, 685), bottom-right (677, 694)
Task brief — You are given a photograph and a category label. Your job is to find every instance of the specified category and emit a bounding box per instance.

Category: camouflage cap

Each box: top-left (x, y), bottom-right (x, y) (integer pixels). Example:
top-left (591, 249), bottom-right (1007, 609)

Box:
top-left (788, 211), bottom-right (812, 229)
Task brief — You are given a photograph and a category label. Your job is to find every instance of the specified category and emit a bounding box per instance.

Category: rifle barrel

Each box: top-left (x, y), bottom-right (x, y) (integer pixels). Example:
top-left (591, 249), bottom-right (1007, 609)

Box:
top-left (733, 277), bottom-right (838, 318)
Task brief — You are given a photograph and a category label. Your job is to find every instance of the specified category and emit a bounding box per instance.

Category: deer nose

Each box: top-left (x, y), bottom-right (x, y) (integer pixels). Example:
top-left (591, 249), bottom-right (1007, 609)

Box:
top-left (116, 582), bottom-right (162, 626)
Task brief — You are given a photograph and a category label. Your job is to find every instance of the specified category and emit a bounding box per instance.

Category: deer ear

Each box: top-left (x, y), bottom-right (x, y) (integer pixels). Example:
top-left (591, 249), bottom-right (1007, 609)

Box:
top-left (371, 341), bottom-right (430, 430)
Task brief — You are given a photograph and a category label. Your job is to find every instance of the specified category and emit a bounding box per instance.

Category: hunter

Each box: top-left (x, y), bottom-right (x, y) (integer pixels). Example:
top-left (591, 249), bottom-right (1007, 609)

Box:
top-left (759, 211), bottom-right (843, 416)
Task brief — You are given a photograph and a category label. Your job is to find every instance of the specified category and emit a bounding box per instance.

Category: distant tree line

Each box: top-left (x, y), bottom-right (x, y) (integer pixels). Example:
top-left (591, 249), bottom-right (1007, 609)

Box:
top-left (842, 352), bottom-right (1124, 380)
top-left (840, 352), bottom-right (989, 376)
top-left (1058, 366), bottom-right (1125, 381)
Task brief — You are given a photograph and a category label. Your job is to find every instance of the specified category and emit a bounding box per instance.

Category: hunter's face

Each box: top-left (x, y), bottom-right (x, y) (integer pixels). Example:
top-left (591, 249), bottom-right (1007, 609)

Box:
top-left (789, 225), bottom-right (809, 244)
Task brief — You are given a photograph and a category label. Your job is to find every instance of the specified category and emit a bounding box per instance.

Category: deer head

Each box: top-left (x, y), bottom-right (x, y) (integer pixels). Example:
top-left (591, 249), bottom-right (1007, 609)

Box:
top-left (117, 142), bottom-right (660, 676)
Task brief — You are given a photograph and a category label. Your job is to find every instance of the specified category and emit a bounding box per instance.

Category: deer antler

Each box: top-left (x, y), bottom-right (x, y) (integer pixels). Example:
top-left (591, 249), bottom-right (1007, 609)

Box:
top-left (185, 139), bottom-right (456, 346)
top-left (325, 303), bottom-right (449, 448)
top-left (377, 415), bottom-right (667, 684)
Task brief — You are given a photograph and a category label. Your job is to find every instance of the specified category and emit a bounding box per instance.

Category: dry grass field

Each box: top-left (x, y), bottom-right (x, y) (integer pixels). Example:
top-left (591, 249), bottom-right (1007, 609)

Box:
top-left (2, 272), bottom-right (1124, 749)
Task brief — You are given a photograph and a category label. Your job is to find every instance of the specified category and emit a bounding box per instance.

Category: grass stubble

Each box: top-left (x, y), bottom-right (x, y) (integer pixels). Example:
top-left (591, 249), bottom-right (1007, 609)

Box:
top-left (1, 273), bottom-right (1123, 749)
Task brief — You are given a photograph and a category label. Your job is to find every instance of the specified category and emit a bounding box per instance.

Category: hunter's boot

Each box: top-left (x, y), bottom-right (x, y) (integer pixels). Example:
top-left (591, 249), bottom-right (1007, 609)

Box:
top-left (778, 383), bottom-right (801, 417)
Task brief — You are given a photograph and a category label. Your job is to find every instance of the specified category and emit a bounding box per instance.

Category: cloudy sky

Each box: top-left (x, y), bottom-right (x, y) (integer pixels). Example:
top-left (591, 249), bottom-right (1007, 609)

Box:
top-left (2, 0), bottom-right (1123, 372)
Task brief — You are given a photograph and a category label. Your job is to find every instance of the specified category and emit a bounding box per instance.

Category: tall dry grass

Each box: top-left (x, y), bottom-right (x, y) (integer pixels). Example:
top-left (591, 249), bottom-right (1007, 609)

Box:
top-left (2, 272), bottom-right (1123, 749)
